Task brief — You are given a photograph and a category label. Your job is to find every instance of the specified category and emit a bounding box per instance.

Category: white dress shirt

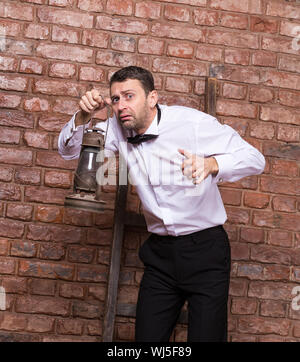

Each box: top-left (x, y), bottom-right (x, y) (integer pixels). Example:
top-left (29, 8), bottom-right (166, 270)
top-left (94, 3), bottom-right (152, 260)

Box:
top-left (58, 105), bottom-right (265, 236)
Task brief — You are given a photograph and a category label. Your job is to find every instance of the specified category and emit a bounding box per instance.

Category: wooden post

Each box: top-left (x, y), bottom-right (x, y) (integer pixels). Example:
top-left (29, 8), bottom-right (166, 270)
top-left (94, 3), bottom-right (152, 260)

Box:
top-left (205, 77), bottom-right (217, 117)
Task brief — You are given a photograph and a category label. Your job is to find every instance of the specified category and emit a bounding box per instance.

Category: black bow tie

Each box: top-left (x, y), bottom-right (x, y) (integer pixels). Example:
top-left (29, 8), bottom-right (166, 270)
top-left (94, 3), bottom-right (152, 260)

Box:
top-left (127, 134), bottom-right (158, 144)
top-left (127, 104), bottom-right (161, 145)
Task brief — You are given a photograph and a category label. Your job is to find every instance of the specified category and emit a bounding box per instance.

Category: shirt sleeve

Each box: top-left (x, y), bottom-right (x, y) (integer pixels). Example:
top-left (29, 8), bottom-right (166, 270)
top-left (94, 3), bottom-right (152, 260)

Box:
top-left (58, 112), bottom-right (119, 160)
top-left (195, 115), bottom-right (266, 183)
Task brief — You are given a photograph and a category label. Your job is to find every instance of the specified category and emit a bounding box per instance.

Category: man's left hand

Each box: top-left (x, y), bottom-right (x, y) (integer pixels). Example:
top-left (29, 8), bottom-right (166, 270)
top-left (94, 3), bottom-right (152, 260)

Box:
top-left (178, 149), bottom-right (219, 184)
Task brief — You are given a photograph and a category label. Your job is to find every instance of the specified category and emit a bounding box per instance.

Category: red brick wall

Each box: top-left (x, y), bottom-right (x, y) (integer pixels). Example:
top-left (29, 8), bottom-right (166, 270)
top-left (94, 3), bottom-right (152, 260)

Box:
top-left (0, 0), bottom-right (299, 342)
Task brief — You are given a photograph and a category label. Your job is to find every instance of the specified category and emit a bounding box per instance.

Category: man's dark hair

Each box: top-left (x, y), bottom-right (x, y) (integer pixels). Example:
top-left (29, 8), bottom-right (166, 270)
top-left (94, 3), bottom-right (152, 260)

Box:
top-left (109, 66), bottom-right (155, 96)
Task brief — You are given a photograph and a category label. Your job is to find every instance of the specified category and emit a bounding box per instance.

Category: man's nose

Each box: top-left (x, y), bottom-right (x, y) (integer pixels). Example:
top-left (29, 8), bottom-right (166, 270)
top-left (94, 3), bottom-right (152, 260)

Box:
top-left (118, 97), bottom-right (127, 111)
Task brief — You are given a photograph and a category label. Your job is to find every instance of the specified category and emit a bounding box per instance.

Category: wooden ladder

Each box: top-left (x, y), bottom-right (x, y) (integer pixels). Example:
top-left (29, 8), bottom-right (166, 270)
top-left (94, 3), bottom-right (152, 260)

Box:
top-left (102, 76), bottom-right (217, 341)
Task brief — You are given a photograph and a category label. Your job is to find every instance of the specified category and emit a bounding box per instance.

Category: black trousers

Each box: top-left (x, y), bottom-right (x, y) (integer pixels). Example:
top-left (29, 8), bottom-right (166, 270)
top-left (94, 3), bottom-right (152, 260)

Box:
top-left (135, 225), bottom-right (231, 342)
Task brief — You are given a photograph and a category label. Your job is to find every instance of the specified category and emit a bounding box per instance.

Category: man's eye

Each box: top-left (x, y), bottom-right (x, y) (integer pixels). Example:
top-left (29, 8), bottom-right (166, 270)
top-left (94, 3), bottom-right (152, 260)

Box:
top-left (112, 97), bottom-right (119, 104)
top-left (126, 94), bottom-right (133, 99)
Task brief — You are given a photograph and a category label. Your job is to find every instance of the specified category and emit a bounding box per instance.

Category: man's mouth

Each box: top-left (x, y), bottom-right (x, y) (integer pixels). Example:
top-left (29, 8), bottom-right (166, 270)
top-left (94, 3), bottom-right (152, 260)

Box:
top-left (120, 114), bottom-right (132, 121)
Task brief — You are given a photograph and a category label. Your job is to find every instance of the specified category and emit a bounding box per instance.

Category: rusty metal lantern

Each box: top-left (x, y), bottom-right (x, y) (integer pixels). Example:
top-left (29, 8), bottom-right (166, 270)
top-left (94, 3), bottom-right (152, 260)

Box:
top-left (64, 103), bottom-right (112, 213)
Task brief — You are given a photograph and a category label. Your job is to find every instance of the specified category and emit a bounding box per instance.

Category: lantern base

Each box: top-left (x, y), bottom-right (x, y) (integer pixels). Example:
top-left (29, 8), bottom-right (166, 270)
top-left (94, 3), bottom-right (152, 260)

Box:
top-left (64, 193), bottom-right (106, 213)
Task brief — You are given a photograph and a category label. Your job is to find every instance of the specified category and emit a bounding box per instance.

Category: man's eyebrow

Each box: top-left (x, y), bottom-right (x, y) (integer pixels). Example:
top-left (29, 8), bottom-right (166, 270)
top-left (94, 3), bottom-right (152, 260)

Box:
top-left (111, 89), bottom-right (136, 98)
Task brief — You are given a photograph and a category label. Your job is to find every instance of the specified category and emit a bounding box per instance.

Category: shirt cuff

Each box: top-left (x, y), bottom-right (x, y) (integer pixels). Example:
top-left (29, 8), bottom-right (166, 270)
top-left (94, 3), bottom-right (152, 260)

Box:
top-left (212, 154), bottom-right (235, 183)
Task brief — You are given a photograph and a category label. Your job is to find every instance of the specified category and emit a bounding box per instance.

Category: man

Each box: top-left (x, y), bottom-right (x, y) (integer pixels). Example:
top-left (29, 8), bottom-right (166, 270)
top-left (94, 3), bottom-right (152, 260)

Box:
top-left (58, 66), bottom-right (265, 342)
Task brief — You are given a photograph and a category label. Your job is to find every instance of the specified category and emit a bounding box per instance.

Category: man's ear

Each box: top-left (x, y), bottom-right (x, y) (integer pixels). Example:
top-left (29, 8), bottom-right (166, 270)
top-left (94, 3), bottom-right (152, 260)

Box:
top-left (148, 90), bottom-right (158, 108)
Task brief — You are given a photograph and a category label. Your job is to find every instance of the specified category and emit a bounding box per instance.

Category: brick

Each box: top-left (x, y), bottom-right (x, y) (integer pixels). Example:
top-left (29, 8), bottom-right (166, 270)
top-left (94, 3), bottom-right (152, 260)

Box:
top-left (72, 300), bottom-right (102, 319)
top-left (261, 175), bottom-right (299, 196)
top-left (0, 313), bottom-right (27, 332)
top-left (253, 210), bottom-right (300, 232)
top-left (0, 166), bottom-right (13, 182)
top-left (0, 2), bottom-right (34, 21)
top-left (0, 257), bottom-right (16, 275)
top-left (1, 276), bottom-right (27, 294)
top-left (27, 315), bottom-right (55, 333)
top-left (36, 151), bottom-right (78, 170)
top-left (63, 208), bottom-right (94, 227)
top-left (3, 39), bottom-right (34, 56)
top-left (249, 281), bottom-right (296, 301)
top-left (208, 29), bottom-right (259, 49)
top-left (88, 285), bottom-right (106, 301)
top-left (135, 1), bottom-right (161, 19)
top-left (52, 25), bottom-right (80, 44)
top-left (15, 168), bottom-right (41, 185)
top-left (36, 43), bottom-right (93, 63)
top-left (27, 223), bottom-right (83, 243)
top-left (24, 23), bottom-right (49, 39)
top-left (33, 79), bottom-right (83, 97)
top-left (25, 186), bottom-right (69, 205)
top-left (279, 55), bottom-right (300, 73)
top-left (77, 265), bottom-right (107, 282)
top-left (59, 283), bottom-right (84, 299)
top-left (152, 58), bottom-right (207, 76)
top-left (213, 65), bottom-right (260, 84)
top-left (249, 122), bottom-right (275, 140)
top-left (219, 13), bottom-right (248, 29)
top-left (231, 297), bottom-right (257, 314)
top-left (35, 205), bottom-right (64, 223)
top-left (250, 245), bottom-right (291, 265)
top-left (95, 15), bottom-right (148, 35)
top-left (20, 59), bottom-right (44, 75)
top-left (0, 55), bottom-right (18, 72)
top-left (231, 242), bottom-right (250, 260)
top-left (37, 8), bottom-right (93, 28)
top-left (194, 9), bottom-right (218, 26)
top-left (86, 228), bottom-right (113, 246)
top-left (264, 265), bottom-right (290, 282)
top-left (77, 0), bottom-right (104, 12)
top-left (79, 66), bottom-right (105, 82)
top-left (23, 130), bottom-right (49, 150)
top-left (0, 20), bottom-right (22, 37)
top-left (53, 99), bottom-right (79, 115)
top-left (164, 4), bottom-right (190, 22)
top-left (244, 191), bottom-right (270, 209)
top-left (240, 227), bottom-right (265, 244)
top-left (0, 148), bottom-right (32, 166)
top-left (0, 93), bottom-right (20, 108)
top-left (268, 230), bottom-right (293, 248)
top-left (277, 125), bottom-right (299, 143)
top-left (229, 278), bottom-right (248, 297)
top-left (279, 90), bottom-right (300, 109)
top-left (95, 50), bottom-right (149, 69)
top-left (0, 128), bottom-right (20, 144)
top-left (266, 1), bottom-right (300, 20)
top-left (16, 295), bottom-right (70, 316)
top-left (249, 87), bottom-right (274, 103)
top-left (262, 35), bottom-right (300, 56)
top-left (272, 159), bottom-right (298, 178)
top-left (44, 170), bottom-right (72, 189)
top-left (225, 49), bottom-right (250, 65)
top-left (217, 99), bottom-right (257, 118)
top-left (106, 0), bottom-right (133, 15)
top-left (57, 319), bottom-right (84, 335)
top-left (111, 35), bottom-right (136, 52)
top-left (219, 188), bottom-right (241, 206)
top-left (49, 0), bottom-right (73, 7)
top-left (19, 260), bottom-right (74, 281)
top-left (210, 0), bottom-right (262, 14)
top-left (0, 182), bottom-right (20, 201)
top-left (151, 23), bottom-right (205, 42)
top-left (272, 196), bottom-right (297, 213)
top-left (0, 74), bottom-right (28, 92)
top-left (260, 106), bottom-right (300, 126)
top-left (195, 44), bottom-right (222, 62)
top-left (10, 240), bottom-right (37, 257)
top-left (82, 29), bottom-right (110, 48)
top-left (29, 279), bottom-right (56, 296)
top-left (118, 285), bottom-right (139, 304)
top-left (38, 115), bottom-right (70, 132)
top-left (6, 204), bottom-right (33, 221)
top-left (250, 16), bottom-right (278, 33)
top-left (68, 246), bottom-right (94, 263)
top-left (251, 51), bottom-right (277, 67)
top-left (260, 69), bottom-right (300, 91)
top-left (263, 141), bottom-right (300, 161)
top-left (238, 316), bottom-right (290, 335)
top-left (49, 62), bottom-right (76, 79)
top-left (39, 243), bottom-right (66, 260)
top-left (167, 42), bottom-right (194, 59)
top-left (226, 207), bottom-right (250, 225)
top-left (165, 77), bottom-right (191, 93)
top-left (138, 38), bottom-right (164, 55)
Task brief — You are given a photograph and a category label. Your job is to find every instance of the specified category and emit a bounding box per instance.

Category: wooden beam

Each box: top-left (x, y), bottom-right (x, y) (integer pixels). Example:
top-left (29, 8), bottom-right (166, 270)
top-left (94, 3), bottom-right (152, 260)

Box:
top-left (205, 77), bottom-right (217, 117)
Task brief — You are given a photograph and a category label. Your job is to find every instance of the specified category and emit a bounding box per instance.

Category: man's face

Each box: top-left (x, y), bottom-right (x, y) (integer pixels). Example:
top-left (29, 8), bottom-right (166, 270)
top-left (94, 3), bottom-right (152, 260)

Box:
top-left (110, 79), bottom-right (157, 134)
